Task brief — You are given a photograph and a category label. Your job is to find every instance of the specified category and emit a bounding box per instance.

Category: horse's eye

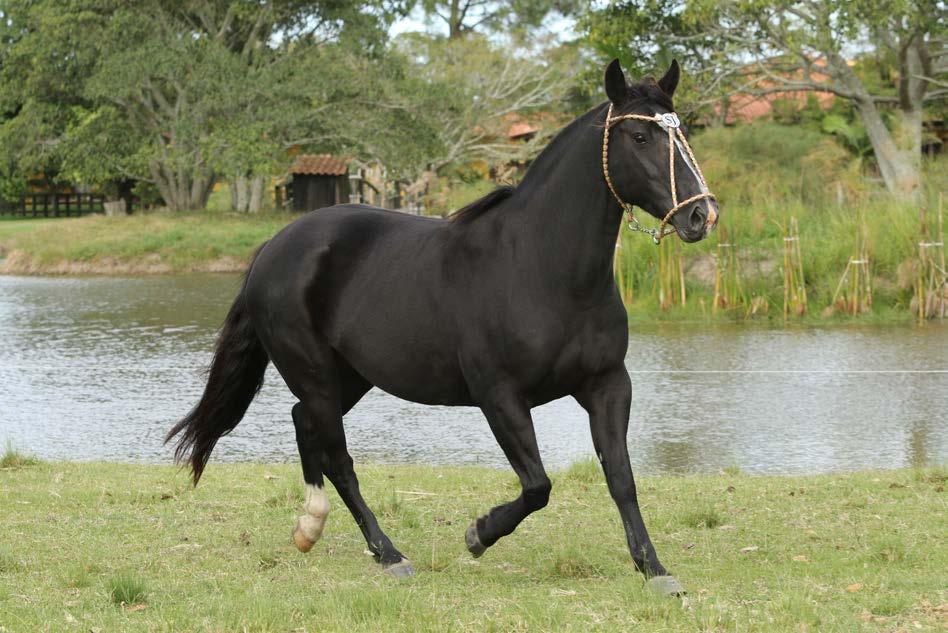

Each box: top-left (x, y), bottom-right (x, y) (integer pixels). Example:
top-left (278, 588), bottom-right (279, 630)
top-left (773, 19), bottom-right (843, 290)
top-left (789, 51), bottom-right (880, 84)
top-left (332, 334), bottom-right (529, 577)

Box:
top-left (632, 133), bottom-right (647, 144)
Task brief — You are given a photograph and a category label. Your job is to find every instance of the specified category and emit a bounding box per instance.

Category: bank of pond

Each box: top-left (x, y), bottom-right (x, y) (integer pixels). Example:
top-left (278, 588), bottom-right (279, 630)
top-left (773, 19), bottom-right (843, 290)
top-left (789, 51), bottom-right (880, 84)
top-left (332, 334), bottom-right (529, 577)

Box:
top-left (1, 194), bottom-right (945, 323)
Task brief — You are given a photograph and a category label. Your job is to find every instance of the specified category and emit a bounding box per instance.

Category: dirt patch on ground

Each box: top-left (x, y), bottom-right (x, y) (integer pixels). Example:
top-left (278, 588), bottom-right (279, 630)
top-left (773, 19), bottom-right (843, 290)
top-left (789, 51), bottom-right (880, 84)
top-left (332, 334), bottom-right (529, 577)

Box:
top-left (0, 250), bottom-right (247, 275)
top-left (685, 252), bottom-right (779, 287)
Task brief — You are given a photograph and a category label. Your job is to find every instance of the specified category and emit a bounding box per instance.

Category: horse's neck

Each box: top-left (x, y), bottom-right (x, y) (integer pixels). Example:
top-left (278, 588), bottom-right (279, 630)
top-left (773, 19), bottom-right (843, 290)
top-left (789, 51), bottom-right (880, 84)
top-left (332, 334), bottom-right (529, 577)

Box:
top-left (510, 104), bottom-right (624, 294)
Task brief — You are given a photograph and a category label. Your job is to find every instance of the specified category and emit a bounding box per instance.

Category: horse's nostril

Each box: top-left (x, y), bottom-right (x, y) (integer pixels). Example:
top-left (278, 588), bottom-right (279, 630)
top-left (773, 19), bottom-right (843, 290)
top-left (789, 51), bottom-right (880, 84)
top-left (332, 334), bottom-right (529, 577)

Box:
top-left (688, 205), bottom-right (706, 231)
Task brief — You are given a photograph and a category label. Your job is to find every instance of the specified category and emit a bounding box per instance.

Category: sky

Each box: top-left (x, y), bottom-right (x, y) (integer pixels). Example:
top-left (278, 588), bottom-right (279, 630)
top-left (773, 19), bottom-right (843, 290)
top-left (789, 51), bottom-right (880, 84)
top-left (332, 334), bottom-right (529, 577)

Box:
top-left (389, 6), bottom-right (578, 41)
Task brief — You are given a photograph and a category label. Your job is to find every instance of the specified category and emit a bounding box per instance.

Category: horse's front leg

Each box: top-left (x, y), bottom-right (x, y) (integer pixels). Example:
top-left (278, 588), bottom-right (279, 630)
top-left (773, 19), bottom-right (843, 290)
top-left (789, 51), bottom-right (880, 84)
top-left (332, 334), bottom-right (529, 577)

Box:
top-left (575, 367), bottom-right (683, 595)
top-left (464, 390), bottom-right (552, 557)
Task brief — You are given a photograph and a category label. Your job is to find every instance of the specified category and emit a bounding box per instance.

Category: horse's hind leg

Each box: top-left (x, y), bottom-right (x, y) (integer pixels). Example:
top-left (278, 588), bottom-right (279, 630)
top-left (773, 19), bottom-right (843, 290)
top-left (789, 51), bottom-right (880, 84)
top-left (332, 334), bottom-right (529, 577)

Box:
top-left (289, 365), bottom-right (371, 552)
top-left (278, 341), bottom-right (411, 575)
top-left (290, 402), bottom-right (329, 552)
top-left (465, 391), bottom-right (552, 557)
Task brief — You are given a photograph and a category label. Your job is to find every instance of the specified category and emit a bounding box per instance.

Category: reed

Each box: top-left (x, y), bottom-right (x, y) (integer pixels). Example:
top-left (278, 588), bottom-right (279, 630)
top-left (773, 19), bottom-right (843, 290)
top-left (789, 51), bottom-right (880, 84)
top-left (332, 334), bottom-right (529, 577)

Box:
top-left (781, 216), bottom-right (808, 318)
top-left (913, 195), bottom-right (947, 320)
top-left (613, 239), bottom-right (634, 305)
top-left (711, 228), bottom-right (746, 315)
top-left (829, 212), bottom-right (872, 316)
top-left (656, 236), bottom-right (686, 310)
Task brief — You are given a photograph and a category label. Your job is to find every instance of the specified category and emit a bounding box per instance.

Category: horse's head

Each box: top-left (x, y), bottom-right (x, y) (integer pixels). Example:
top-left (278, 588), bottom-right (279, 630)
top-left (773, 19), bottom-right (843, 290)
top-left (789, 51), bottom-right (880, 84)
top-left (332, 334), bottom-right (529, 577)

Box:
top-left (601, 59), bottom-right (719, 243)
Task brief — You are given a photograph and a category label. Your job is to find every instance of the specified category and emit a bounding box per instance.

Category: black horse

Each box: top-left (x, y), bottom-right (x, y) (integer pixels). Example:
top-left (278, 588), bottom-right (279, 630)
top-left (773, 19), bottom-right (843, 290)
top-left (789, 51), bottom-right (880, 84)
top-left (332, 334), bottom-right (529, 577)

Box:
top-left (168, 59), bottom-right (719, 593)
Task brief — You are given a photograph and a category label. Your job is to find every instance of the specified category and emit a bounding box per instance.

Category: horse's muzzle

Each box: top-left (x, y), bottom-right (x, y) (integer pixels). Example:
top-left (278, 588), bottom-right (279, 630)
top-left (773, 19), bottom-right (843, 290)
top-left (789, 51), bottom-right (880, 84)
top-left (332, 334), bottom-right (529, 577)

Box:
top-left (676, 200), bottom-right (719, 243)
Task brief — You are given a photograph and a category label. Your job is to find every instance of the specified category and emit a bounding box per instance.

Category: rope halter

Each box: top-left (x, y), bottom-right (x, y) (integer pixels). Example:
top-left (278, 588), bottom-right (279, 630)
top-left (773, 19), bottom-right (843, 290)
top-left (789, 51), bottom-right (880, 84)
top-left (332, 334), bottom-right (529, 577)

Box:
top-left (602, 103), bottom-right (717, 244)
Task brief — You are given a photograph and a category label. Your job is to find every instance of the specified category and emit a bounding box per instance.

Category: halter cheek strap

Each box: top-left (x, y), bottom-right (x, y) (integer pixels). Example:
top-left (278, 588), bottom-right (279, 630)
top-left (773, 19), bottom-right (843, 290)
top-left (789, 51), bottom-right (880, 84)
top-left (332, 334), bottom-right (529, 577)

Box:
top-left (602, 103), bottom-right (717, 244)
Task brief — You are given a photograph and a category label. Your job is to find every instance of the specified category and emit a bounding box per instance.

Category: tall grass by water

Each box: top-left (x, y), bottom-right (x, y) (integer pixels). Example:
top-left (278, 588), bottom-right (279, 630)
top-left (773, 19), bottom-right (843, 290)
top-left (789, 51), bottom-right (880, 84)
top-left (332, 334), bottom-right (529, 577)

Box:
top-left (0, 461), bottom-right (944, 631)
top-left (613, 123), bottom-right (946, 323)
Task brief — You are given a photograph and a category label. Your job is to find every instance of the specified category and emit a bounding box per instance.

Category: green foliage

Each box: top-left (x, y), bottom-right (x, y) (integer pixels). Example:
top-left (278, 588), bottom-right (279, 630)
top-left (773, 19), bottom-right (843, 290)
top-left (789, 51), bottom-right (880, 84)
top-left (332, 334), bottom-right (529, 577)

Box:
top-left (0, 212), bottom-right (290, 272)
top-left (392, 32), bottom-right (574, 173)
top-left (0, 1), bottom-right (409, 209)
top-left (562, 457), bottom-right (603, 484)
top-left (578, 1), bottom-right (737, 120)
top-left (821, 114), bottom-right (872, 158)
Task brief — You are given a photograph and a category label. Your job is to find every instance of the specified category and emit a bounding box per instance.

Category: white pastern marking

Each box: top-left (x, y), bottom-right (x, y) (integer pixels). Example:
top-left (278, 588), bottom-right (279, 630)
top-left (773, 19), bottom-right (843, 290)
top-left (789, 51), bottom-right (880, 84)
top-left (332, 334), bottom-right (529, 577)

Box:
top-left (297, 483), bottom-right (330, 543)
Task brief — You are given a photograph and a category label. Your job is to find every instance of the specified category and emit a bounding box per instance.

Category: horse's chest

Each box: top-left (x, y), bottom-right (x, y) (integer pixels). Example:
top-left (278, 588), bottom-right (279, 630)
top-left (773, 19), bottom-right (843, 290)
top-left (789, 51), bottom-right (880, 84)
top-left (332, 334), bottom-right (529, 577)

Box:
top-left (494, 311), bottom-right (627, 396)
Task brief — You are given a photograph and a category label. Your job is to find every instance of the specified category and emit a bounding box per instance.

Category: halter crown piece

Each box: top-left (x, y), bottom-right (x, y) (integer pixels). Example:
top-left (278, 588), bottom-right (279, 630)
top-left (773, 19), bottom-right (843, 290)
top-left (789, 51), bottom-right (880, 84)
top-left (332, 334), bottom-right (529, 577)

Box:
top-left (602, 103), bottom-right (717, 244)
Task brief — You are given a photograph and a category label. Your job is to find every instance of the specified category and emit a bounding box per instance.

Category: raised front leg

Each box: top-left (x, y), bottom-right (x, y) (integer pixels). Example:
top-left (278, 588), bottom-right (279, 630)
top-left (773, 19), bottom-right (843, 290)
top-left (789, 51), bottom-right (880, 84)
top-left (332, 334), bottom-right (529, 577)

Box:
top-left (465, 392), bottom-right (552, 557)
top-left (575, 368), bottom-right (682, 594)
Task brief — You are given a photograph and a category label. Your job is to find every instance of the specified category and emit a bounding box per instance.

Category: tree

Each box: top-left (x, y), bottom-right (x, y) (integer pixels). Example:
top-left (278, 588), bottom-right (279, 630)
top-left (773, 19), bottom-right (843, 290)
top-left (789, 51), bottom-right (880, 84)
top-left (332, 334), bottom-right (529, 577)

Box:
top-left (687, 0), bottom-right (946, 198)
top-left (0, 1), bottom-right (398, 211)
top-left (580, 0), bottom-right (743, 123)
top-left (393, 32), bottom-right (573, 176)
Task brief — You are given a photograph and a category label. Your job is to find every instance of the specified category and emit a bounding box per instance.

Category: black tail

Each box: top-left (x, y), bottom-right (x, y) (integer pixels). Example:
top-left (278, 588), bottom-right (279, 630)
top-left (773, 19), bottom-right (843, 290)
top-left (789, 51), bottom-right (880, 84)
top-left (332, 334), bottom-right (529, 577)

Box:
top-left (166, 257), bottom-right (269, 485)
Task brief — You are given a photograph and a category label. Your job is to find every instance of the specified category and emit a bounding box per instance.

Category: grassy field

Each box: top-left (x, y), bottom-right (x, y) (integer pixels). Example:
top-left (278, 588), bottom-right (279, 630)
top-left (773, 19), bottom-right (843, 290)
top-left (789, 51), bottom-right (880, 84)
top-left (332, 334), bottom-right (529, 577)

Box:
top-left (0, 213), bottom-right (288, 274)
top-left (1, 455), bottom-right (945, 632)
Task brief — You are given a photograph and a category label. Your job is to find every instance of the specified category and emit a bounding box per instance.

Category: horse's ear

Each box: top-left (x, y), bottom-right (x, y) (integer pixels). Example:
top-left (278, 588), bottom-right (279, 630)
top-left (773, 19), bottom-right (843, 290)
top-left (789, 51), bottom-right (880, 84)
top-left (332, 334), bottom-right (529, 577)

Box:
top-left (658, 59), bottom-right (680, 98)
top-left (604, 59), bottom-right (628, 104)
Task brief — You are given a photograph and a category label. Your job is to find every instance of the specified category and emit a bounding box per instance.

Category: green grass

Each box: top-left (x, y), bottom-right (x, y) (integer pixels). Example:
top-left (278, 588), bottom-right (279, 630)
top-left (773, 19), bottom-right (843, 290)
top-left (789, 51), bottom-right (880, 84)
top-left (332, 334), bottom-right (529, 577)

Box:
top-left (0, 462), bottom-right (945, 631)
top-left (0, 211), bottom-right (293, 274)
top-left (106, 572), bottom-right (149, 606)
top-left (0, 443), bottom-right (40, 469)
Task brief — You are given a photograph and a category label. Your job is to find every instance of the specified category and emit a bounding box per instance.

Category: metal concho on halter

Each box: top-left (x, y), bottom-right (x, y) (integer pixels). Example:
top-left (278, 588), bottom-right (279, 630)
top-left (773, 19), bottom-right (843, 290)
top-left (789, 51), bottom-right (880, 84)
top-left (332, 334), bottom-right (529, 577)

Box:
top-left (602, 103), bottom-right (716, 244)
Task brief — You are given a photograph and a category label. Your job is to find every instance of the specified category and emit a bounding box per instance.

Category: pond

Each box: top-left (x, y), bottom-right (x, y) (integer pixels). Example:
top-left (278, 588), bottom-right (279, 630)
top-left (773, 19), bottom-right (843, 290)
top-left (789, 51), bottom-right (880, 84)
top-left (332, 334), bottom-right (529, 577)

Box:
top-left (1, 274), bottom-right (945, 475)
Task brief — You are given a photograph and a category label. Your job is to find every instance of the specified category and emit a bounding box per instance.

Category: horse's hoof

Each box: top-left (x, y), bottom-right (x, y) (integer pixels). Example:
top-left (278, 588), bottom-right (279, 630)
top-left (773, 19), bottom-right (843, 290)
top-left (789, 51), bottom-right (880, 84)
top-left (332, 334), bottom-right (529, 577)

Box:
top-left (465, 522), bottom-right (487, 558)
top-left (647, 575), bottom-right (686, 597)
top-left (383, 559), bottom-right (415, 578)
top-left (292, 517), bottom-right (319, 553)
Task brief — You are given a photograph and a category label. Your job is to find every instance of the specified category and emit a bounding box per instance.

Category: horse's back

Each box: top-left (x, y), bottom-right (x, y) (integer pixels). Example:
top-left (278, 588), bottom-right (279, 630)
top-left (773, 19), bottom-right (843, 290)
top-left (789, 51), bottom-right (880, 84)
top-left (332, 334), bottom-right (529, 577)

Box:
top-left (248, 204), bottom-right (444, 288)
top-left (244, 205), bottom-right (474, 404)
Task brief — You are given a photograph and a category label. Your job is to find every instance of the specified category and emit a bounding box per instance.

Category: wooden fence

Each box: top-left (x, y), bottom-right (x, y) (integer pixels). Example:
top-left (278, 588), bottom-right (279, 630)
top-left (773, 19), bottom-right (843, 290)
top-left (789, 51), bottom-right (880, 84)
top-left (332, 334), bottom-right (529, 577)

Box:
top-left (0, 193), bottom-right (107, 217)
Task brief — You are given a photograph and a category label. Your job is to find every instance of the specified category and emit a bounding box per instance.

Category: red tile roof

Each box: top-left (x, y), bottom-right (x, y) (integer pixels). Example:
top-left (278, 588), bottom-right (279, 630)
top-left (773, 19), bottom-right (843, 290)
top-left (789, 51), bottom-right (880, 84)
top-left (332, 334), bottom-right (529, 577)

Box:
top-left (723, 90), bottom-right (834, 124)
top-left (289, 154), bottom-right (349, 176)
top-left (507, 123), bottom-right (539, 139)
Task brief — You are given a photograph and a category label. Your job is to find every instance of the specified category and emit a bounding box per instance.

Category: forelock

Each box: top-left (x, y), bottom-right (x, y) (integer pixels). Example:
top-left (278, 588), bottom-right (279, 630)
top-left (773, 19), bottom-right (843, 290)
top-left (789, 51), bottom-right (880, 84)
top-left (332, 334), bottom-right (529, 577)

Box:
top-left (621, 78), bottom-right (675, 113)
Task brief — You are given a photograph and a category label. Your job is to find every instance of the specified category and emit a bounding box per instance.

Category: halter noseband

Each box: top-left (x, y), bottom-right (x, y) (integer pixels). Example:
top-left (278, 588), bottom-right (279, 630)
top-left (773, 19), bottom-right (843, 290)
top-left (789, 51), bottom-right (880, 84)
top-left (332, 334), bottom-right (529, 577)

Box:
top-left (602, 103), bottom-right (717, 244)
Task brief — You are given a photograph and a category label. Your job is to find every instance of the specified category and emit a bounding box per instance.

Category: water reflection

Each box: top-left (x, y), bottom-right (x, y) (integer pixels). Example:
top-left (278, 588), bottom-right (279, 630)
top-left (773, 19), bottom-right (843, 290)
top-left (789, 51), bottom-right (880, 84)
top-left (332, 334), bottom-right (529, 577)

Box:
top-left (0, 274), bottom-right (945, 474)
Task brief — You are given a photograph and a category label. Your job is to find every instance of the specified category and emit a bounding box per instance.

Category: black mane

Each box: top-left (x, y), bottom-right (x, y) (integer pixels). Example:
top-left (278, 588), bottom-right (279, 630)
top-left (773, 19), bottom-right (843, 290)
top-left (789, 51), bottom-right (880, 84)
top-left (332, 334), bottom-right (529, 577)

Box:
top-left (447, 78), bottom-right (671, 225)
top-left (448, 185), bottom-right (516, 223)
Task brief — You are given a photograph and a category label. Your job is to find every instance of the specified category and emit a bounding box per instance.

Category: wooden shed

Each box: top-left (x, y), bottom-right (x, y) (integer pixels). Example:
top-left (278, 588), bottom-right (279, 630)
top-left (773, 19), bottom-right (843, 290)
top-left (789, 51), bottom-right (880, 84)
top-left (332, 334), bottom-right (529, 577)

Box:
top-left (280, 154), bottom-right (351, 212)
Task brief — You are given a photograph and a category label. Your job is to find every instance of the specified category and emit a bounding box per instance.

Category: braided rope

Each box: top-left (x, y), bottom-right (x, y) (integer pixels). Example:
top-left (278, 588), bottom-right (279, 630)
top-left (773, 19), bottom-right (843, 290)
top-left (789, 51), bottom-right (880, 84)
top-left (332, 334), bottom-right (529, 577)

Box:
top-left (602, 103), bottom-right (716, 244)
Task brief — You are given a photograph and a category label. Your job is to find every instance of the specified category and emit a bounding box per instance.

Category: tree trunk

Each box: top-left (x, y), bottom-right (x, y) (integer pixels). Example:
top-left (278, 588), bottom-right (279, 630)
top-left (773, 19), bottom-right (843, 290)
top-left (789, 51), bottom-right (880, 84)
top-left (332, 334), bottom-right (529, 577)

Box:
top-left (149, 161), bottom-right (215, 211)
top-left (835, 31), bottom-right (926, 199)
top-left (248, 175), bottom-right (265, 213)
top-left (189, 173), bottom-right (214, 210)
top-left (103, 199), bottom-right (127, 216)
top-left (232, 174), bottom-right (249, 212)
top-left (855, 97), bottom-right (921, 198)
top-left (448, 0), bottom-right (463, 38)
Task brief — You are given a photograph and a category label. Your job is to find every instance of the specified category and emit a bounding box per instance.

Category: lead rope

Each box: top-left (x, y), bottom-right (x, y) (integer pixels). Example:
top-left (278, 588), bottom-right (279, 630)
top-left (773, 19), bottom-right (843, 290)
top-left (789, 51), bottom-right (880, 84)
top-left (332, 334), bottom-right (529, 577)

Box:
top-left (602, 103), bottom-right (716, 244)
